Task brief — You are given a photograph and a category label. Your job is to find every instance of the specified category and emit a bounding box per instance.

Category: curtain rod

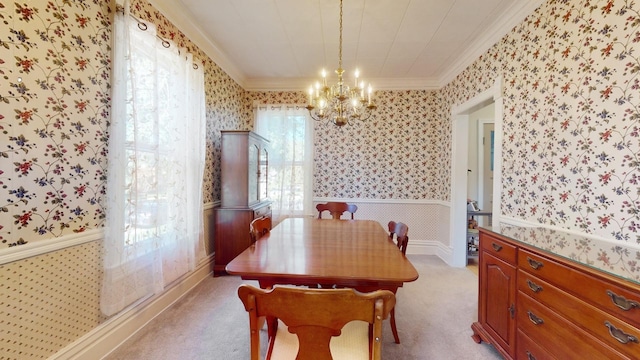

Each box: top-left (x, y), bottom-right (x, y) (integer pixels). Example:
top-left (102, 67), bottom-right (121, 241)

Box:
top-left (116, 5), bottom-right (199, 70)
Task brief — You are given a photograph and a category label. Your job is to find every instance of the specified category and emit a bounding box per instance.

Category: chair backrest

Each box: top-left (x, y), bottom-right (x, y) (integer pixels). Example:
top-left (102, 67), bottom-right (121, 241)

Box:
top-left (249, 216), bottom-right (272, 243)
top-left (316, 202), bottom-right (358, 219)
top-left (237, 284), bottom-right (395, 360)
top-left (388, 221), bottom-right (409, 255)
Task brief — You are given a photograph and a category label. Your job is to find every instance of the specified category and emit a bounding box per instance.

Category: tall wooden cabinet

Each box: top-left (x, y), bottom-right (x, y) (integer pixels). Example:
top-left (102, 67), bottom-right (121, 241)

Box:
top-left (214, 130), bottom-right (271, 275)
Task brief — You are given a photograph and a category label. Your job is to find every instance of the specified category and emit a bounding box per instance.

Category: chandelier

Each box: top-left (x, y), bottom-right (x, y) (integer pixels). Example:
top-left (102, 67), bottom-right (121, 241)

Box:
top-left (305, 0), bottom-right (376, 127)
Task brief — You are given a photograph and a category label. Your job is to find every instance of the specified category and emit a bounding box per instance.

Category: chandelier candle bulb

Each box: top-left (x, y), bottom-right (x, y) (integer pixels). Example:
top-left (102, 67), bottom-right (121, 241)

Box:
top-left (304, 0), bottom-right (377, 126)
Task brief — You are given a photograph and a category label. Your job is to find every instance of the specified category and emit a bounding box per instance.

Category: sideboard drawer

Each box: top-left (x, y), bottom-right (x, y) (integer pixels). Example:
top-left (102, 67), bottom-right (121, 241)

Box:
top-left (517, 292), bottom-right (627, 359)
top-left (516, 329), bottom-right (555, 360)
top-left (518, 270), bottom-right (640, 359)
top-left (480, 232), bottom-right (516, 263)
top-left (519, 248), bottom-right (640, 327)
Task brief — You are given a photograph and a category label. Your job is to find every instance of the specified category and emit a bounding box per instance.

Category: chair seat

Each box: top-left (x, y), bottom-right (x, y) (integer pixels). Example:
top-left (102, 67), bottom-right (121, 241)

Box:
top-left (270, 320), bottom-right (370, 360)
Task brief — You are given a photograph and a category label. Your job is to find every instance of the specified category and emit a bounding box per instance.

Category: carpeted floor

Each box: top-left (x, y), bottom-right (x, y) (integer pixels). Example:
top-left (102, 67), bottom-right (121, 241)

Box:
top-left (103, 255), bottom-right (501, 360)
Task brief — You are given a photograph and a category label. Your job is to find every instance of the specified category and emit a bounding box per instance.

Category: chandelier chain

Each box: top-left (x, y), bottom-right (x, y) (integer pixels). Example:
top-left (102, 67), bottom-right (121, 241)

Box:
top-left (338, 0), bottom-right (343, 70)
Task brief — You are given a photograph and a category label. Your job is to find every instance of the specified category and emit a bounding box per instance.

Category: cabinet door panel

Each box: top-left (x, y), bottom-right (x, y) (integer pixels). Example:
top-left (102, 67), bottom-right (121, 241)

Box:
top-left (481, 252), bottom-right (516, 357)
top-left (248, 143), bottom-right (259, 205)
top-left (259, 147), bottom-right (268, 201)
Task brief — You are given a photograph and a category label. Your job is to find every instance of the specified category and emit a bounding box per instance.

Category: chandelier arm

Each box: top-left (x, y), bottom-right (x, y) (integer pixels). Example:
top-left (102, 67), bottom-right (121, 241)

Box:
top-left (305, 0), bottom-right (376, 127)
top-left (358, 111), bottom-right (374, 122)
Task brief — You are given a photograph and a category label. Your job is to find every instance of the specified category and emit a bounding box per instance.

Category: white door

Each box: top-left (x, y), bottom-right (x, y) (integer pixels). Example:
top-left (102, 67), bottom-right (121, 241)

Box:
top-left (481, 123), bottom-right (494, 211)
top-left (478, 121), bottom-right (494, 227)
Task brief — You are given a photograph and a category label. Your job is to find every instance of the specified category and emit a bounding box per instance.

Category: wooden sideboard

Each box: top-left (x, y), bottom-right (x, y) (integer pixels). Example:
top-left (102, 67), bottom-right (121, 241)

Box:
top-left (472, 227), bottom-right (640, 360)
top-left (214, 130), bottom-right (271, 275)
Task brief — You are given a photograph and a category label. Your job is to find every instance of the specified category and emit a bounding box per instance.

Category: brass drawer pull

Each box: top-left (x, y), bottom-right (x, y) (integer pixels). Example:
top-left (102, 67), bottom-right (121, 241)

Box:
top-left (527, 279), bottom-right (543, 293)
top-left (605, 321), bottom-right (639, 344)
top-left (527, 311), bottom-right (544, 325)
top-left (607, 290), bottom-right (640, 311)
top-left (526, 351), bottom-right (536, 360)
top-left (527, 257), bottom-right (544, 270)
top-left (491, 243), bottom-right (503, 252)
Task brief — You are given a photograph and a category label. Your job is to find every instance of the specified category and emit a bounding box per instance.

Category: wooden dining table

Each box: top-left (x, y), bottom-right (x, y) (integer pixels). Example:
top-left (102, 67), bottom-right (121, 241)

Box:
top-left (226, 217), bottom-right (419, 292)
top-left (226, 217), bottom-right (419, 344)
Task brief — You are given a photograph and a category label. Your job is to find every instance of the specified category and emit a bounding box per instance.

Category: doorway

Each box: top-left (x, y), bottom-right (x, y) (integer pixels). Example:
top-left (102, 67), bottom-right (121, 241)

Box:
top-left (477, 119), bottom-right (494, 227)
top-left (449, 77), bottom-right (503, 268)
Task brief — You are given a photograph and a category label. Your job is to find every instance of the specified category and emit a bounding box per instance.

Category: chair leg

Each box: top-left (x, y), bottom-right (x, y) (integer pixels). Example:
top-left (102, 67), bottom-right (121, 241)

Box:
top-left (390, 308), bottom-right (400, 344)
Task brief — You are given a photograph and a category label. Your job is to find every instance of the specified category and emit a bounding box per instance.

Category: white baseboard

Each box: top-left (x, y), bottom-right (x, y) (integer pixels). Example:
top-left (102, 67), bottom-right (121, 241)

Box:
top-left (405, 239), bottom-right (453, 265)
top-left (50, 255), bottom-right (215, 360)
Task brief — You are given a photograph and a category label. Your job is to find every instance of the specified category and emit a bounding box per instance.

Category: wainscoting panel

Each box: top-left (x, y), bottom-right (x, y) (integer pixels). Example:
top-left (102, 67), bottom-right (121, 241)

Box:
top-left (313, 199), bottom-right (451, 258)
top-left (0, 241), bottom-right (107, 359)
top-left (0, 204), bottom-right (219, 360)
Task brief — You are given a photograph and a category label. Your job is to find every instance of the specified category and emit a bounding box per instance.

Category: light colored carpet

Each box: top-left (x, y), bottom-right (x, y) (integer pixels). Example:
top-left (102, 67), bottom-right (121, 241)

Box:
top-left (103, 255), bottom-right (502, 359)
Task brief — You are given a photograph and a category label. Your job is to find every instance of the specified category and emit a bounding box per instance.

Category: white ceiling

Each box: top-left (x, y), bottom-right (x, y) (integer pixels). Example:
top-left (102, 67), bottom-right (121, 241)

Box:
top-left (151, 0), bottom-right (543, 90)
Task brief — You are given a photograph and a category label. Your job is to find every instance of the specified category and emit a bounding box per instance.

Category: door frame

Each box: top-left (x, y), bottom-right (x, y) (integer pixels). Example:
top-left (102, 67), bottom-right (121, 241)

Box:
top-left (477, 119), bottom-right (494, 222)
top-left (449, 77), bottom-right (504, 267)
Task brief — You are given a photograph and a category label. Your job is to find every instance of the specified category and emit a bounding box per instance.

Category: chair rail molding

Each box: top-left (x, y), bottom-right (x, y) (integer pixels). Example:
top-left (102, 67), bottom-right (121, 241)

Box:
top-left (0, 228), bottom-right (103, 266)
top-left (2, 203), bottom-right (219, 265)
top-left (313, 197), bottom-right (448, 206)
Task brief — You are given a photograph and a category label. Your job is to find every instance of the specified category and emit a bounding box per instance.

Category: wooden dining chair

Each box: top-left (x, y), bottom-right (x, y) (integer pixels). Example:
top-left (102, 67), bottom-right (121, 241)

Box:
top-left (316, 202), bottom-right (358, 219)
top-left (237, 284), bottom-right (396, 360)
top-left (386, 221), bottom-right (410, 344)
top-left (249, 216), bottom-right (272, 243)
top-left (388, 221), bottom-right (409, 255)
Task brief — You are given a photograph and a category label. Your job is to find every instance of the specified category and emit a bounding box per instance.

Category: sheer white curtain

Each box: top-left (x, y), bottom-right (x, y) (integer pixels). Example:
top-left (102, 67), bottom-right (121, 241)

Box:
top-left (255, 106), bottom-right (314, 222)
top-left (102, 3), bottom-right (206, 316)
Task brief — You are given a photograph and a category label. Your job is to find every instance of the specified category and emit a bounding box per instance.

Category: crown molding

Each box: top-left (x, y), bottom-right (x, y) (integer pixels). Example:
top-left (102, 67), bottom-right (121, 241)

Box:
top-left (372, 77), bottom-right (441, 91)
top-left (438, 0), bottom-right (545, 88)
top-left (147, 0), bottom-right (247, 88)
top-left (245, 76), bottom-right (441, 92)
top-left (147, 0), bottom-right (542, 93)
top-left (244, 78), bottom-right (322, 92)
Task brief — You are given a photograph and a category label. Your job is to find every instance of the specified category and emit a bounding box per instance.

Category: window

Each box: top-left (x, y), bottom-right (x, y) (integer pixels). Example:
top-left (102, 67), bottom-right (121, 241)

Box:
top-left (101, 6), bottom-right (205, 316)
top-left (255, 106), bottom-right (313, 222)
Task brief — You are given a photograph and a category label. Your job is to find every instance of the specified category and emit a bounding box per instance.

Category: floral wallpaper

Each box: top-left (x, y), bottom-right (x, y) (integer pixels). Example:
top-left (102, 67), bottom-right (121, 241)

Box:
top-left (249, 90), bottom-right (447, 200)
top-left (442, 0), bottom-right (640, 243)
top-left (0, 0), bottom-right (638, 357)
top-left (0, 0), bottom-right (112, 247)
top-left (254, 0), bottom-right (640, 244)
top-left (0, 0), bottom-right (251, 249)
top-left (1, 0), bottom-right (639, 248)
